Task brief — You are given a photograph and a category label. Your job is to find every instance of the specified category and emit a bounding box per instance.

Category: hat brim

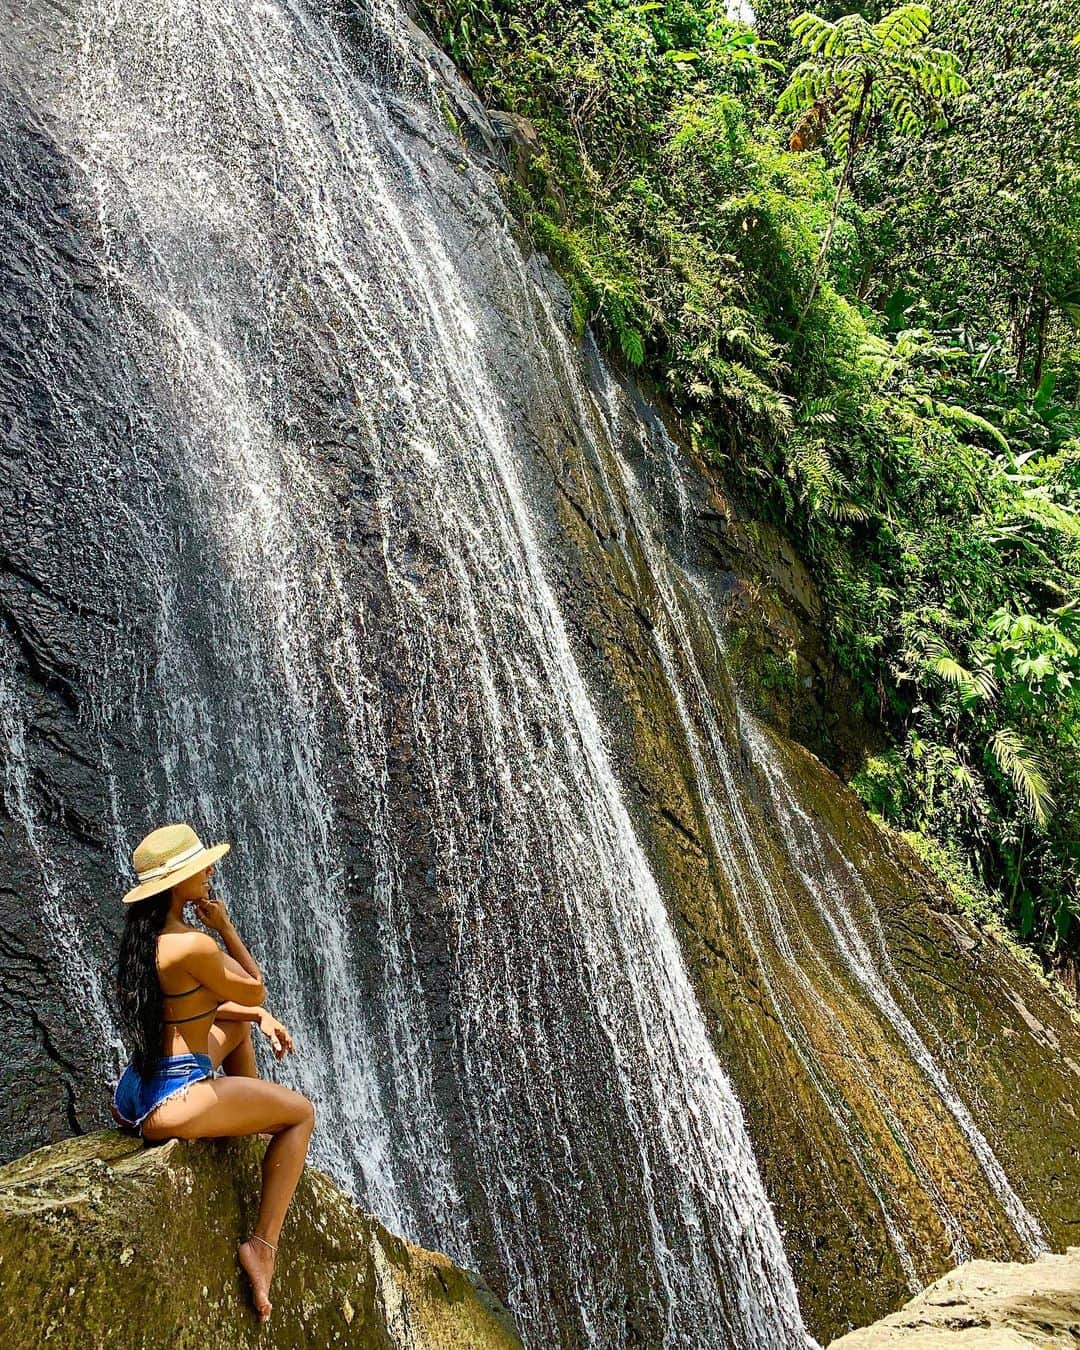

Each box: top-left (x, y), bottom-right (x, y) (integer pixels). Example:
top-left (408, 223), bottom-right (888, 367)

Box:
top-left (122, 842), bottom-right (231, 905)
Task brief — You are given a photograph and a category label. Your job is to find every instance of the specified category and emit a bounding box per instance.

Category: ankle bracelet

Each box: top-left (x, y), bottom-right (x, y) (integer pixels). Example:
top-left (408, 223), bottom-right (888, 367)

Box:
top-left (250, 1233), bottom-right (277, 1254)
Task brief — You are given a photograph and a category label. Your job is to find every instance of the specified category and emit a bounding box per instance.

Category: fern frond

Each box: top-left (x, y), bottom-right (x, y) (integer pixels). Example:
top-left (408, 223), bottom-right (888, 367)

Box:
top-left (828, 497), bottom-right (870, 522)
top-left (831, 13), bottom-right (877, 57)
top-left (791, 12), bottom-right (839, 55)
top-left (619, 326), bottom-right (645, 366)
top-left (884, 83), bottom-right (923, 135)
top-left (914, 50), bottom-right (967, 97)
top-left (1011, 492), bottom-right (1080, 538)
top-left (828, 91), bottom-right (863, 157)
top-left (778, 61), bottom-right (834, 114)
top-left (934, 402), bottom-right (1011, 456)
top-left (875, 4), bottom-right (931, 52)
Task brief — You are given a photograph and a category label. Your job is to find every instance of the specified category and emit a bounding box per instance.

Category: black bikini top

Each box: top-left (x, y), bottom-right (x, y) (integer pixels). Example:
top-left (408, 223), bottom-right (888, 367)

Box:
top-left (161, 983), bottom-right (221, 1026)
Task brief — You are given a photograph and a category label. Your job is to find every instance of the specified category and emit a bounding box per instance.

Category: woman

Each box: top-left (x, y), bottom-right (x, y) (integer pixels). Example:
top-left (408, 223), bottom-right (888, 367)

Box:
top-left (112, 822), bottom-right (316, 1324)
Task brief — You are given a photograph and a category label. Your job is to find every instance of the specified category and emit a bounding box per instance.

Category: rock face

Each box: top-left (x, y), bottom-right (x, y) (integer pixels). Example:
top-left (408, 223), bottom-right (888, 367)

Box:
top-left (829, 1248), bottom-right (1080, 1347)
top-left (0, 1131), bottom-right (522, 1350)
top-left (3, 2), bottom-right (1080, 1347)
top-left (536, 336), bottom-right (1080, 1337)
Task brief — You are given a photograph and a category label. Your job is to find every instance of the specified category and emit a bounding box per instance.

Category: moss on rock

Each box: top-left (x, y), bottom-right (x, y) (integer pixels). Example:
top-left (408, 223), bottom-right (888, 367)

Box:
top-left (525, 335), bottom-right (1080, 1343)
top-left (0, 1131), bottom-right (522, 1350)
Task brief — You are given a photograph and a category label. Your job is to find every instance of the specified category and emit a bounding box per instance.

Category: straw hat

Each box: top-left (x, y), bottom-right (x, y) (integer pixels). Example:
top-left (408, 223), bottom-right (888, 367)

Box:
top-left (122, 823), bottom-right (230, 905)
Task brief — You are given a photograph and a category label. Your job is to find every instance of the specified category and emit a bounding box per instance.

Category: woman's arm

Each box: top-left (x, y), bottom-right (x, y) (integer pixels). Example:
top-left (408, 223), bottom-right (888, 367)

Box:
top-left (215, 1001), bottom-right (264, 1022)
top-left (195, 898), bottom-right (261, 983)
top-left (216, 1002), bottom-right (296, 1060)
top-left (178, 896), bottom-right (266, 1007)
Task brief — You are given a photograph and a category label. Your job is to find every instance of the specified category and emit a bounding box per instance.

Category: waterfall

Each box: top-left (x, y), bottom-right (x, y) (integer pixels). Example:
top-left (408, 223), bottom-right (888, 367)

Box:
top-left (521, 302), bottom-right (1044, 1271)
top-left (2, 0), bottom-right (815, 1344)
top-left (0, 656), bottom-right (118, 1058)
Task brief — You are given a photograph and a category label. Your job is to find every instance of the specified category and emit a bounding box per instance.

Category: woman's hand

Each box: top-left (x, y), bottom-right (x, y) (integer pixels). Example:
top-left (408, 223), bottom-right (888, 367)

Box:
top-left (193, 895), bottom-right (230, 934)
top-left (257, 1010), bottom-right (295, 1061)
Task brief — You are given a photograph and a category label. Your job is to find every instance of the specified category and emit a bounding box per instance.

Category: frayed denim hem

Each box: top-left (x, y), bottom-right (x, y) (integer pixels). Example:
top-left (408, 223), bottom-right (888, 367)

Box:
top-left (112, 1054), bottom-right (219, 1133)
top-left (136, 1069), bottom-right (216, 1133)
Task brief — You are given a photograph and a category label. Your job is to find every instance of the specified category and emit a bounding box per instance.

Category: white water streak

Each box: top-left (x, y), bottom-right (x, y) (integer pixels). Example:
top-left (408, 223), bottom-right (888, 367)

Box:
top-left (17, 0), bottom-right (813, 1344)
top-left (0, 649), bottom-right (118, 1062)
top-left (534, 303), bottom-right (1043, 1266)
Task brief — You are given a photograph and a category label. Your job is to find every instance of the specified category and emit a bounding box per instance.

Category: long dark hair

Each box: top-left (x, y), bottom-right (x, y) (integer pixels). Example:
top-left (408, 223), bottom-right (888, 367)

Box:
top-left (117, 891), bottom-right (171, 1077)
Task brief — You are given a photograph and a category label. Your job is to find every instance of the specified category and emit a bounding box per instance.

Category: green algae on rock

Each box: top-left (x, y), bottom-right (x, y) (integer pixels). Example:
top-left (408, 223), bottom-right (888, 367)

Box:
top-left (0, 1131), bottom-right (523, 1350)
top-left (521, 332), bottom-right (1080, 1343)
top-left (828, 1247), bottom-right (1080, 1347)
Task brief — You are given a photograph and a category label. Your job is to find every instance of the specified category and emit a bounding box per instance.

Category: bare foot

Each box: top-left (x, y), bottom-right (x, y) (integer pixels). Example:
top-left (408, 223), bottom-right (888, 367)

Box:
top-left (238, 1239), bottom-right (275, 1323)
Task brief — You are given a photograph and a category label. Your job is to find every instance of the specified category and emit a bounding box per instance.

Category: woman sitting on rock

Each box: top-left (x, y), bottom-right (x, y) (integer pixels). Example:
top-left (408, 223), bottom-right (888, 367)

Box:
top-left (111, 822), bottom-right (316, 1324)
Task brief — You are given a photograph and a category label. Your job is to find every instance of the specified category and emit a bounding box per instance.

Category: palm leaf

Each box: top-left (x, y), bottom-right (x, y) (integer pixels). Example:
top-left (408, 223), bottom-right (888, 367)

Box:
top-left (922, 635), bottom-right (998, 702)
top-left (989, 728), bottom-right (1054, 828)
top-left (828, 497), bottom-right (870, 522)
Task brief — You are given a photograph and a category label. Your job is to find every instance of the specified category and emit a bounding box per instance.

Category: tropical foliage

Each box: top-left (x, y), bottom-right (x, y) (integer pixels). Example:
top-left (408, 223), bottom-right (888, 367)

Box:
top-left (415, 0), bottom-right (1080, 970)
top-left (778, 5), bottom-right (967, 311)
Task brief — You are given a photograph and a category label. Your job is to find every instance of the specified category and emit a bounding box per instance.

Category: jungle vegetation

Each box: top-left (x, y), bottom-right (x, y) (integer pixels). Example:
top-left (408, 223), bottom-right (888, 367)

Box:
top-left (415, 0), bottom-right (1080, 972)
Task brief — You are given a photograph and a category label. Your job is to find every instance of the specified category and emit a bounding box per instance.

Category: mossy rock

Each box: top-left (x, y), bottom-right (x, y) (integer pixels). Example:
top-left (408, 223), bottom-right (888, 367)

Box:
top-left (530, 343), bottom-right (1080, 1342)
top-left (0, 1131), bottom-right (523, 1349)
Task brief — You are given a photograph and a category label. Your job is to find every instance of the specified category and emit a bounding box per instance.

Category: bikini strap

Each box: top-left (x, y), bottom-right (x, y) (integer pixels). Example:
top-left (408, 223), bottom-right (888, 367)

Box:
top-left (162, 1002), bottom-right (221, 1025)
top-left (163, 985), bottom-right (203, 1000)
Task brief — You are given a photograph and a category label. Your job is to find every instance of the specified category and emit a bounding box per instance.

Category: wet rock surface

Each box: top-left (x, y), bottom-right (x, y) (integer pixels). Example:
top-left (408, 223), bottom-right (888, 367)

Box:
top-left (531, 329), bottom-right (1080, 1340)
top-left (0, 1130), bottom-right (522, 1349)
top-left (828, 1247), bottom-right (1080, 1347)
top-left (0, 73), bottom-right (160, 1158)
top-left (2, 3), bottom-right (1079, 1347)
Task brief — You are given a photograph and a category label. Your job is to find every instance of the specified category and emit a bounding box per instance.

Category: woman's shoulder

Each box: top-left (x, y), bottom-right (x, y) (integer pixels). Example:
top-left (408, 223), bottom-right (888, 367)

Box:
top-left (157, 927), bottom-right (219, 966)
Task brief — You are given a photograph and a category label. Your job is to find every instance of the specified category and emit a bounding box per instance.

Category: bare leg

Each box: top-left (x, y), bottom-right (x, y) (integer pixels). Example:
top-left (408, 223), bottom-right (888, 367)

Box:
top-left (142, 1076), bottom-right (315, 1321)
top-left (209, 1019), bottom-right (260, 1078)
top-left (236, 1109), bottom-right (314, 1325)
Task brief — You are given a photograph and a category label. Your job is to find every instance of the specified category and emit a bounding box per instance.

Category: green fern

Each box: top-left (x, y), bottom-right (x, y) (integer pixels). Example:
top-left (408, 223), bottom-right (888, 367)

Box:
top-left (877, 5), bottom-right (932, 51)
top-left (779, 5), bottom-right (967, 315)
top-left (934, 402), bottom-right (1012, 456)
top-left (619, 325), bottom-right (645, 366)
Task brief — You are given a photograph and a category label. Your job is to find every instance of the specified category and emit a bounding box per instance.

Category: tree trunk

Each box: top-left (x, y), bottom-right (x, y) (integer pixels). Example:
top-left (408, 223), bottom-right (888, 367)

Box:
top-left (1014, 281), bottom-right (1034, 382)
top-left (798, 73), bottom-right (872, 326)
top-left (1032, 295), bottom-right (1049, 393)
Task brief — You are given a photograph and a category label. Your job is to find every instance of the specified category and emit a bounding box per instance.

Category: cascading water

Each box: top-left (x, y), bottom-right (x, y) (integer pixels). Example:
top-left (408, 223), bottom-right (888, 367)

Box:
top-left (0, 660), bottom-right (117, 1056)
top-left (2, 0), bottom-right (816, 1345)
top-left (518, 293), bottom-right (1045, 1278)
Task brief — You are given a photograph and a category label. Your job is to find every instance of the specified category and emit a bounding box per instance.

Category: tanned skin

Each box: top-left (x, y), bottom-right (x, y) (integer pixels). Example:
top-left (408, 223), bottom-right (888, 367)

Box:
top-left (133, 863), bottom-right (315, 1323)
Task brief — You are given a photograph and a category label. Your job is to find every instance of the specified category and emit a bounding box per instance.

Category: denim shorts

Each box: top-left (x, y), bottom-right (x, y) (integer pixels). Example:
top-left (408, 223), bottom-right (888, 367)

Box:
top-left (112, 1053), bottom-right (215, 1132)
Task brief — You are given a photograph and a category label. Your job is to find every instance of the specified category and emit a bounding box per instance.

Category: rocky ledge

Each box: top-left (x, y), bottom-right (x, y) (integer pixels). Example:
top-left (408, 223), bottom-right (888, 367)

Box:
top-left (829, 1248), bottom-right (1080, 1347)
top-left (0, 1131), bottom-right (522, 1349)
